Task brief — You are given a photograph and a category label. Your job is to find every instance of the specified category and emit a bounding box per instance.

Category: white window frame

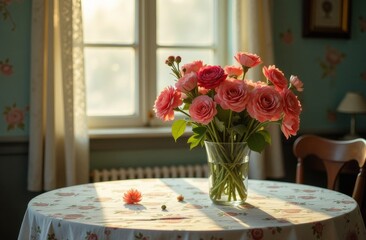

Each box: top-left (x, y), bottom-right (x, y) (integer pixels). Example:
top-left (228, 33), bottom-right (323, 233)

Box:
top-left (84, 0), bottom-right (231, 130)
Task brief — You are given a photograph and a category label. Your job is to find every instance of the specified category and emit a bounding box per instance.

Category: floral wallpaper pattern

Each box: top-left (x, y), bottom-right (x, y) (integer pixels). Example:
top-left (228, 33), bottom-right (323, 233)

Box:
top-left (275, 0), bottom-right (366, 131)
top-left (3, 103), bottom-right (28, 130)
top-left (319, 46), bottom-right (345, 79)
top-left (0, 0), bottom-right (28, 133)
top-left (0, 0), bottom-right (16, 30)
top-left (0, 58), bottom-right (13, 75)
top-left (280, 29), bottom-right (293, 45)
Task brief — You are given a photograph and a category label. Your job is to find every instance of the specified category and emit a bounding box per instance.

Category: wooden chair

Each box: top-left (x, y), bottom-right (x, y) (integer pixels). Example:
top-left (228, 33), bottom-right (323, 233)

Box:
top-left (293, 134), bottom-right (366, 207)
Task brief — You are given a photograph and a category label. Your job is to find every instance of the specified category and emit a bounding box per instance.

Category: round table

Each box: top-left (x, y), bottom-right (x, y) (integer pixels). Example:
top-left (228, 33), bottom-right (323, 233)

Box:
top-left (18, 178), bottom-right (366, 240)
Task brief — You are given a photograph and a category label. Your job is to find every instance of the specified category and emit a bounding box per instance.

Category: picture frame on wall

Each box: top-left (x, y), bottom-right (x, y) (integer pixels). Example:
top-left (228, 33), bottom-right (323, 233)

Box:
top-left (303, 0), bottom-right (351, 39)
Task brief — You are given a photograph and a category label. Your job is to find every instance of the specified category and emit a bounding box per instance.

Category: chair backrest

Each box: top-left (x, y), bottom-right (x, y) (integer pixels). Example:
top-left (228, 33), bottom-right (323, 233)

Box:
top-left (293, 134), bottom-right (366, 206)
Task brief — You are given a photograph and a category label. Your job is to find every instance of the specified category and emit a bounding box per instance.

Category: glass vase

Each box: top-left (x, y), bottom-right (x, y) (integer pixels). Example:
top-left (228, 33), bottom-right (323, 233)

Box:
top-left (204, 141), bottom-right (250, 206)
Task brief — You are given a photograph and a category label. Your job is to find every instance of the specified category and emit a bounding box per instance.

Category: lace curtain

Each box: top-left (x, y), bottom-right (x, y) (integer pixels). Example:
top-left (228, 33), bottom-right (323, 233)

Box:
top-left (27, 0), bottom-right (89, 191)
top-left (234, 0), bottom-right (285, 179)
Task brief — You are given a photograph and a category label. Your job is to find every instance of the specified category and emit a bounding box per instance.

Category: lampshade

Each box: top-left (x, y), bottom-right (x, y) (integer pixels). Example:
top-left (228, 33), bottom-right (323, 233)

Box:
top-left (337, 92), bottom-right (366, 114)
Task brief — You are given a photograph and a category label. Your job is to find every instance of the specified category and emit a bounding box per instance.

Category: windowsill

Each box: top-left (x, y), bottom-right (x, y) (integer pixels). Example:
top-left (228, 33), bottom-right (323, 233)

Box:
top-left (89, 126), bottom-right (194, 151)
top-left (89, 126), bottom-right (191, 139)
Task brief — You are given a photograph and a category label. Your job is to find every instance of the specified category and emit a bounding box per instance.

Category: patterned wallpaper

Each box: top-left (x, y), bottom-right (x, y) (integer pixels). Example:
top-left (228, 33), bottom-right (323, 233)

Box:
top-left (273, 0), bottom-right (366, 133)
top-left (0, 0), bottom-right (30, 138)
top-left (0, 0), bottom-right (365, 138)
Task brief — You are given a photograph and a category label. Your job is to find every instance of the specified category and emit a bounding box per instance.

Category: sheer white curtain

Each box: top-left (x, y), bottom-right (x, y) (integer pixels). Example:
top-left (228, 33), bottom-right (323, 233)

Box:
top-left (233, 0), bottom-right (285, 179)
top-left (28, 0), bottom-right (89, 191)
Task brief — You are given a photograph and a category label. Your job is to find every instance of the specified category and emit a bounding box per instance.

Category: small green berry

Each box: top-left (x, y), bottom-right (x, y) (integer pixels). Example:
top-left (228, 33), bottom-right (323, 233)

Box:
top-left (161, 204), bottom-right (167, 210)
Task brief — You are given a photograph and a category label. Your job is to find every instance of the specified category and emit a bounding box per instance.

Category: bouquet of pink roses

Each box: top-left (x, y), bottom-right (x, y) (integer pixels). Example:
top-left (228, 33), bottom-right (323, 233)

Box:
top-left (154, 52), bottom-right (303, 153)
top-left (153, 52), bottom-right (303, 204)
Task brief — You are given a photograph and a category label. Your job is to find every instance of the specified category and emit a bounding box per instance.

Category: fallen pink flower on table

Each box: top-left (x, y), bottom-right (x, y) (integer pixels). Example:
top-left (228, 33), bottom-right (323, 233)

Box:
top-left (123, 189), bottom-right (142, 204)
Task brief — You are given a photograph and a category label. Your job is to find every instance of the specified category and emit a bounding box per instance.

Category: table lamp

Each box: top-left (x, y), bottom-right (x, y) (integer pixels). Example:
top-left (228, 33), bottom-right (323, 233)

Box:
top-left (337, 92), bottom-right (366, 139)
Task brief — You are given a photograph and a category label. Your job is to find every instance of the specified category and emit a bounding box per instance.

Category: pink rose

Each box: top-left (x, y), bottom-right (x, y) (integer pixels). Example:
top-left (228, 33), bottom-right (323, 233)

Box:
top-left (262, 65), bottom-right (288, 91)
top-left (214, 78), bottom-right (250, 112)
top-left (175, 72), bottom-right (197, 93)
top-left (247, 86), bottom-right (283, 122)
top-left (290, 75), bottom-right (304, 92)
top-left (245, 79), bottom-right (267, 90)
top-left (181, 60), bottom-right (203, 75)
top-left (189, 95), bottom-right (217, 125)
top-left (0, 63), bottom-right (13, 76)
top-left (197, 65), bottom-right (227, 89)
top-left (282, 88), bottom-right (302, 117)
top-left (281, 115), bottom-right (300, 139)
top-left (5, 107), bottom-right (24, 125)
top-left (198, 86), bottom-right (209, 95)
top-left (154, 86), bottom-right (182, 121)
top-left (224, 65), bottom-right (243, 78)
top-left (234, 52), bottom-right (262, 68)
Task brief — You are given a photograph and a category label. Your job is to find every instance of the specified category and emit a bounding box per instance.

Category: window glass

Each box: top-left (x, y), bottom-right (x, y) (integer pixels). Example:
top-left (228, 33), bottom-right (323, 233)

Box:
top-left (82, 0), bottom-right (135, 44)
top-left (84, 48), bottom-right (136, 116)
top-left (157, 0), bottom-right (214, 46)
top-left (81, 0), bottom-right (224, 128)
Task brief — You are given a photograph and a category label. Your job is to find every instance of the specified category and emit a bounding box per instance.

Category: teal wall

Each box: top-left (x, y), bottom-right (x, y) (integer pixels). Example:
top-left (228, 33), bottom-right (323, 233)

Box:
top-left (0, 0), bottom-right (30, 137)
top-left (273, 0), bottom-right (366, 133)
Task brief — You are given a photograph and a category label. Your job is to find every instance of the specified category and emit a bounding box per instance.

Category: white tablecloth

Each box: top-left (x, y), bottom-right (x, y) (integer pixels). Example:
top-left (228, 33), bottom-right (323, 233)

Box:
top-left (18, 178), bottom-right (366, 240)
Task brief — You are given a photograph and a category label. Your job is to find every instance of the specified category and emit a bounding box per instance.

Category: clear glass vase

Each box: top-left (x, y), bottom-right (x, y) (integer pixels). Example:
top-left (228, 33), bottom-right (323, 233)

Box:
top-left (204, 141), bottom-right (250, 206)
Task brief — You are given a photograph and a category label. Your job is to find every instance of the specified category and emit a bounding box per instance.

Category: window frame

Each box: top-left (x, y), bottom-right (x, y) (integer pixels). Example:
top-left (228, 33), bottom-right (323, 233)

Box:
top-left (84, 0), bottom-right (230, 130)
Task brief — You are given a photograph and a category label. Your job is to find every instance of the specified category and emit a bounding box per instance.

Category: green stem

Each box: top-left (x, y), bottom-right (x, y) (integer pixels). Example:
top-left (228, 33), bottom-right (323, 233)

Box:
top-left (170, 62), bottom-right (181, 79)
top-left (175, 108), bottom-right (190, 118)
top-left (208, 122), bottom-right (221, 143)
top-left (207, 142), bottom-right (249, 202)
top-left (242, 66), bottom-right (249, 80)
top-left (227, 110), bottom-right (233, 129)
top-left (242, 118), bottom-right (255, 142)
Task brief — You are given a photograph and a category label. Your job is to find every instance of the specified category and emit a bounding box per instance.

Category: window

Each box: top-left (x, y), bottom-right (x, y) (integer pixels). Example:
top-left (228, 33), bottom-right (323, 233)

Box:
top-left (82, 0), bottom-right (231, 129)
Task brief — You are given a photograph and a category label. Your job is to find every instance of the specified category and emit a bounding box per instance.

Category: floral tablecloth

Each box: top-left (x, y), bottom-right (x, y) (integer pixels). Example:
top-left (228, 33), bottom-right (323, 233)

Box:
top-left (18, 178), bottom-right (366, 240)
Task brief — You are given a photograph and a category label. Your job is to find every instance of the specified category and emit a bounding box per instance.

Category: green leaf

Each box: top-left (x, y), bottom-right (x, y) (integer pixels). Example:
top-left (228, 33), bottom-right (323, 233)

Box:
top-left (171, 119), bottom-right (187, 141)
top-left (182, 103), bottom-right (190, 110)
top-left (187, 135), bottom-right (201, 149)
top-left (232, 114), bottom-right (241, 122)
top-left (188, 126), bottom-right (207, 149)
top-left (230, 124), bottom-right (247, 137)
top-left (18, 123), bottom-right (25, 130)
top-left (258, 130), bottom-right (271, 145)
top-left (214, 117), bottom-right (225, 132)
top-left (192, 126), bottom-right (207, 135)
top-left (247, 132), bottom-right (267, 153)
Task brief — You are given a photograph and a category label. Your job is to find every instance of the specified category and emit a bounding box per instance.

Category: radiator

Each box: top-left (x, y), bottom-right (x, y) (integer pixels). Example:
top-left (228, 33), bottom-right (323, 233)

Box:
top-left (90, 164), bottom-right (208, 182)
